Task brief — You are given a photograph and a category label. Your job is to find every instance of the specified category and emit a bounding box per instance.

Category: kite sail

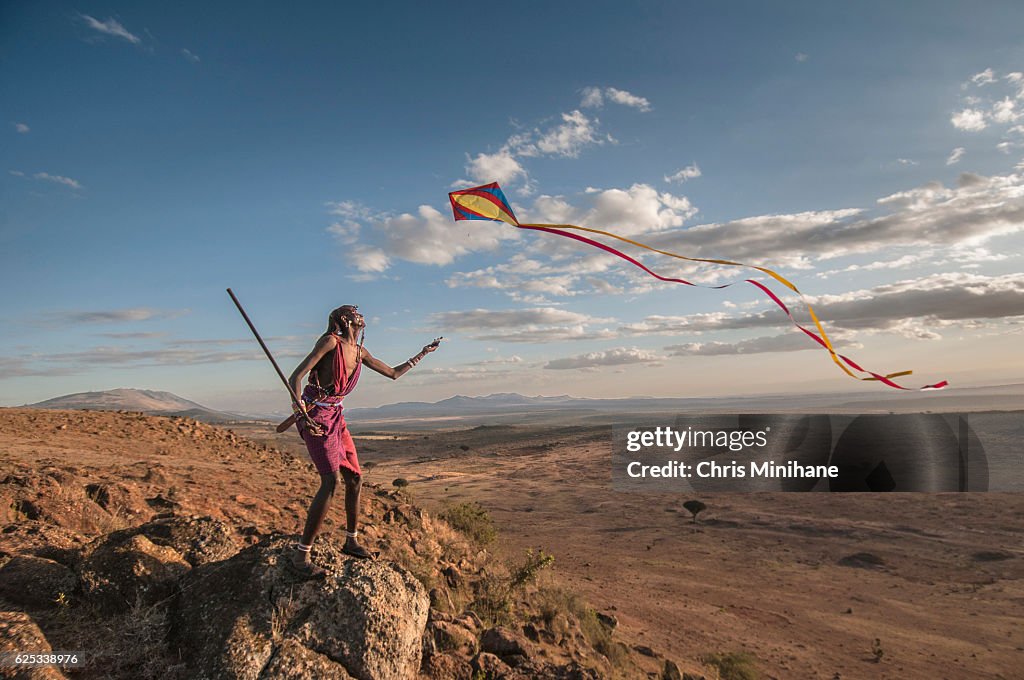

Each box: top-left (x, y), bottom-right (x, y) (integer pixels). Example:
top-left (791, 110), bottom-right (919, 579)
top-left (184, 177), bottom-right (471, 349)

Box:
top-left (449, 182), bottom-right (948, 390)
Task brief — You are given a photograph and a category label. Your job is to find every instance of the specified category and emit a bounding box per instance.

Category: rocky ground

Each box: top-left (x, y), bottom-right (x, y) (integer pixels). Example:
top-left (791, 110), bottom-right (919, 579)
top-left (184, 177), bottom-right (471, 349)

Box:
top-left (0, 409), bottom-right (684, 679)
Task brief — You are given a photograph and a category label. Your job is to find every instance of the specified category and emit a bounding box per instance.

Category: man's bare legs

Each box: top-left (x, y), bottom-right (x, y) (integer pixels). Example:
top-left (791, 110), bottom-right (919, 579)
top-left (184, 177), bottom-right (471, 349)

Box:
top-left (292, 467), bottom-right (370, 572)
top-left (292, 471), bottom-right (339, 573)
top-left (340, 468), bottom-right (371, 558)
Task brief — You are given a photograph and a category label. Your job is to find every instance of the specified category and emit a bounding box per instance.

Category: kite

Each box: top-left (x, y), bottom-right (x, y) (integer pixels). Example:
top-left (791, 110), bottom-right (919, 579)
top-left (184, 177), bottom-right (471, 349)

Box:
top-left (448, 182), bottom-right (947, 390)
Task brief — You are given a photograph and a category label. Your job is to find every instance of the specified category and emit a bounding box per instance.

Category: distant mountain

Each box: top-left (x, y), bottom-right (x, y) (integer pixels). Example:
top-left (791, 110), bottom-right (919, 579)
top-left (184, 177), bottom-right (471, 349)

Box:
top-left (28, 388), bottom-right (251, 424)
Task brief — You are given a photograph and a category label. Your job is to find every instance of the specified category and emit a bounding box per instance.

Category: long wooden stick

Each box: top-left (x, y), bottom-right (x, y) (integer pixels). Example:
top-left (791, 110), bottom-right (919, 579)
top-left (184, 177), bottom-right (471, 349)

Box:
top-left (226, 288), bottom-right (320, 435)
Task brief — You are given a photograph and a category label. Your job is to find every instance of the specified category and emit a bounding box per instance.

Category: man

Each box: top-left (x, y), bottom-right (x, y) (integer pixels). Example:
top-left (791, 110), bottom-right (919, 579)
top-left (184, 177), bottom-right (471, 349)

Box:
top-left (287, 304), bottom-right (440, 576)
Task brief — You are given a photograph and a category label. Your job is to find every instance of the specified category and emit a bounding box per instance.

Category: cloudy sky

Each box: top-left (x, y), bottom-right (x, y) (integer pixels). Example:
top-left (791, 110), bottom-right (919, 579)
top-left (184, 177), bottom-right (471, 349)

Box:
top-left (2, 2), bottom-right (1023, 413)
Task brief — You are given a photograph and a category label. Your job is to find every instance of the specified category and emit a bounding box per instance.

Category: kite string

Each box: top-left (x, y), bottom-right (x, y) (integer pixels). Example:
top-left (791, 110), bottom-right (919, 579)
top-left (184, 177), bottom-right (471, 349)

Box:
top-left (516, 223), bottom-right (947, 391)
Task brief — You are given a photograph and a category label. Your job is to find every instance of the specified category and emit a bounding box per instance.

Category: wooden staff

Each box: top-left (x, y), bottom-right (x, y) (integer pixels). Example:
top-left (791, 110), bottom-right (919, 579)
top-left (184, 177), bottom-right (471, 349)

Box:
top-left (226, 288), bottom-right (322, 436)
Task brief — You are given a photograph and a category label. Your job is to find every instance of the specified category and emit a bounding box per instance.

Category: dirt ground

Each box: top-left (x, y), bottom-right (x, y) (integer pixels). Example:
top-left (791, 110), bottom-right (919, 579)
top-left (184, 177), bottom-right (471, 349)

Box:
top-left (2, 409), bottom-right (1022, 679)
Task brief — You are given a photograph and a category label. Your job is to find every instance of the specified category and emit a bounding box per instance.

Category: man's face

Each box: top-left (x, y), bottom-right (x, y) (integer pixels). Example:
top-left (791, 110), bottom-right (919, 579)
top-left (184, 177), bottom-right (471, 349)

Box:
top-left (342, 307), bottom-right (365, 329)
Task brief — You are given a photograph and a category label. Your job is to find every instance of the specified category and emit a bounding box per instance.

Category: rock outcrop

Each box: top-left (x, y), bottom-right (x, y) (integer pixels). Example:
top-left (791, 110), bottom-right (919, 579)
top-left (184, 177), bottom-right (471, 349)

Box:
top-left (78, 531), bottom-right (192, 612)
top-left (0, 556), bottom-right (77, 609)
top-left (172, 536), bottom-right (429, 680)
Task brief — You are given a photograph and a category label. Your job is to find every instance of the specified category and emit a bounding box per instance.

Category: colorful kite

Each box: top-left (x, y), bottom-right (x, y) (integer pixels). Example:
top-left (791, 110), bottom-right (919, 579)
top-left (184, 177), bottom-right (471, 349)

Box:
top-left (449, 182), bottom-right (947, 390)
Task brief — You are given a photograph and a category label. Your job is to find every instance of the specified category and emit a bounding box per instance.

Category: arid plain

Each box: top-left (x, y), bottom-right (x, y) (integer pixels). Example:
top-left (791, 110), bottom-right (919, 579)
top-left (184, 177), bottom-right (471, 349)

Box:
top-left (254, 412), bottom-right (1024, 680)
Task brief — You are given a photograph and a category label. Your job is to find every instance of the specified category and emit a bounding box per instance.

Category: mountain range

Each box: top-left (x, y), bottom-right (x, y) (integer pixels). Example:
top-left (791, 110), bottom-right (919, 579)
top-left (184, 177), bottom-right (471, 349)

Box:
top-left (19, 383), bottom-right (1024, 428)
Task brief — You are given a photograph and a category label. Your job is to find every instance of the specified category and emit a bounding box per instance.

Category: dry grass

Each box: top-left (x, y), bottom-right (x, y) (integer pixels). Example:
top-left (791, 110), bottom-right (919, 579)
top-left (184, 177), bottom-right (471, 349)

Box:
top-left (42, 595), bottom-right (184, 680)
top-left (270, 588), bottom-right (300, 641)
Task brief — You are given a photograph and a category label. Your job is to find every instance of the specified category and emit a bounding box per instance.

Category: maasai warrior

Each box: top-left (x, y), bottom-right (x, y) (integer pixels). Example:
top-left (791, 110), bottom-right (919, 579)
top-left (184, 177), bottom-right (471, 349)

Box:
top-left (287, 304), bottom-right (440, 576)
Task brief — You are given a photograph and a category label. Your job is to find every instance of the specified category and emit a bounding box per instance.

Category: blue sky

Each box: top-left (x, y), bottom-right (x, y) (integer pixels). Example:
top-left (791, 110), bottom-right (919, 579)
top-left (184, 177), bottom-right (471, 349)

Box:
top-left (2, 1), bottom-right (1024, 414)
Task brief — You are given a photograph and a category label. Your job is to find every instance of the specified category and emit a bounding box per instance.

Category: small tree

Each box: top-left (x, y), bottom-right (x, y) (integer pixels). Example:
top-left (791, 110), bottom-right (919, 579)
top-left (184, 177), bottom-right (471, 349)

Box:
top-left (683, 499), bottom-right (706, 524)
top-left (392, 478), bottom-right (409, 489)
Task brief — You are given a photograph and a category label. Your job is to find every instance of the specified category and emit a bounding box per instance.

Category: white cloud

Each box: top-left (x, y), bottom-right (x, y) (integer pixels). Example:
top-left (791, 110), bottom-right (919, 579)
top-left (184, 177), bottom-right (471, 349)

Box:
top-left (970, 68), bottom-right (996, 86)
top-left (580, 86), bottom-right (604, 108)
top-left (526, 110), bottom-right (604, 158)
top-left (951, 108), bottom-right (987, 131)
top-left (528, 183), bottom-right (697, 238)
top-left (666, 332), bottom-right (857, 356)
top-left (434, 307), bottom-right (597, 330)
top-left (181, 48), bottom-right (200, 63)
top-left (953, 69), bottom-right (1024, 135)
top-left (664, 163), bottom-right (702, 184)
top-left (47, 307), bottom-right (186, 324)
top-left (458, 107), bottom-right (620, 190)
top-left (992, 97), bottom-right (1020, 124)
top-left (431, 307), bottom-right (618, 344)
top-left (395, 205), bottom-right (513, 265)
top-left (80, 15), bottom-right (141, 44)
top-left (32, 172), bottom-right (82, 190)
top-left (604, 88), bottom-right (652, 112)
top-left (466, 148), bottom-right (527, 185)
top-left (544, 347), bottom-right (662, 370)
top-left (946, 147), bottom-right (965, 165)
top-left (580, 86), bottom-right (651, 112)
top-left (795, 52), bottom-right (809, 62)
top-left (897, 158), bottom-right (918, 166)
top-left (13, 122), bottom-right (29, 134)
top-left (325, 200), bottom-right (375, 244)
top-left (348, 244), bottom-right (391, 273)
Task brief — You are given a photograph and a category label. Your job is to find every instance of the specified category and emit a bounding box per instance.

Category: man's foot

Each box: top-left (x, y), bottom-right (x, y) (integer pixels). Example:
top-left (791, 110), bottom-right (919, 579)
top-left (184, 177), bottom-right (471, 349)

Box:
top-left (286, 549), bottom-right (327, 579)
top-left (342, 538), bottom-right (375, 560)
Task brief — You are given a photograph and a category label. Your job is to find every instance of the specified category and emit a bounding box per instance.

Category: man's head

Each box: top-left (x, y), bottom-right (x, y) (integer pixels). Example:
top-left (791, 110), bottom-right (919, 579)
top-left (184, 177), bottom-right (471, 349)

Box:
top-left (328, 305), bottom-right (365, 337)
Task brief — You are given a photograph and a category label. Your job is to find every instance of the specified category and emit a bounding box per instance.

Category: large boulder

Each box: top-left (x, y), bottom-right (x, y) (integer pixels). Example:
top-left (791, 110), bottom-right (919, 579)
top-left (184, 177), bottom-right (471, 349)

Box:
top-left (172, 535), bottom-right (429, 680)
top-left (480, 626), bottom-right (531, 659)
top-left (0, 521), bottom-right (86, 567)
top-left (0, 556), bottom-right (77, 609)
top-left (136, 515), bottom-right (238, 566)
top-left (428, 620), bottom-right (478, 656)
top-left (424, 652), bottom-right (474, 680)
top-left (1, 472), bottom-right (113, 537)
top-left (78, 532), bottom-right (192, 612)
top-left (83, 481), bottom-right (153, 523)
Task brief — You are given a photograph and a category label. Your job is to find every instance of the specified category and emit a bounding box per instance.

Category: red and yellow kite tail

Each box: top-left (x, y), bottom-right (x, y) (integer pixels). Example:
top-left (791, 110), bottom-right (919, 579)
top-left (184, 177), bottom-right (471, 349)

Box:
top-left (447, 183), bottom-right (947, 391)
top-left (520, 223), bottom-right (945, 390)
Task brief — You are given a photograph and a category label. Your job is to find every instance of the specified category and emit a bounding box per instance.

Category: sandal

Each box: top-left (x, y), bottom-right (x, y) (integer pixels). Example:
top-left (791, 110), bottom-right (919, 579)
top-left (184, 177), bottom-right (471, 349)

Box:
top-left (342, 543), bottom-right (377, 560)
top-left (284, 555), bottom-right (328, 579)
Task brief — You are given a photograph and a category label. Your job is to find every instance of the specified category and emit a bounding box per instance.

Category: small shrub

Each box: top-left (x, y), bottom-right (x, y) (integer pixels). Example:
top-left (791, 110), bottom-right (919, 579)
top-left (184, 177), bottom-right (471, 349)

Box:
top-left (701, 651), bottom-right (759, 680)
top-left (392, 478), bottom-right (409, 489)
top-left (509, 549), bottom-right (554, 589)
top-left (440, 502), bottom-right (496, 546)
top-left (472, 549), bottom-right (555, 626)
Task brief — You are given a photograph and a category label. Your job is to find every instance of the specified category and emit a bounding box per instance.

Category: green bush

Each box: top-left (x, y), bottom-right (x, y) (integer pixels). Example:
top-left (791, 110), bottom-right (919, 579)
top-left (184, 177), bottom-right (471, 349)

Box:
top-left (440, 502), bottom-right (496, 546)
